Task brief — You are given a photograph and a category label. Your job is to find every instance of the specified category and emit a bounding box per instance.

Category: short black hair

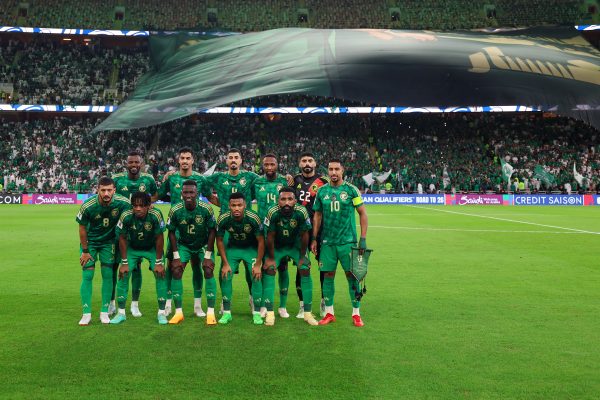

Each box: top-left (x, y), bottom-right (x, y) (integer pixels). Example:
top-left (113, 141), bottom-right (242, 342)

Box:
top-left (329, 158), bottom-right (343, 166)
top-left (183, 179), bottom-right (197, 187)
top-left (263, 153), bottom-right (277, 160)
top-left (131, 191), bottom-right (151, 207)
top-left (228, 148), bottom-right (242, 156)
top-left (229, 192), bottom-right (245, 201)
top-left (128, 150), bottom-right (141, 158)
top-left (98, 176), bottom-right (115, 187)
top-left (179, 147), bottom-right (193, 156)
top-left (299, 152), bottom-right (315, 160)
top-left (279, 187), bottom-right (296, 196)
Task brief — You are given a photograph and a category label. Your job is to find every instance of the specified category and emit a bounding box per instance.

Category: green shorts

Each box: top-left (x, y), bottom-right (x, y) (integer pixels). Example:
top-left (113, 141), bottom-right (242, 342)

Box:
top-left (273, 245), bottom-right (310, 270)
top-left (81, 242), bottom-right (115, 268)
top-left (223, 247), bottom-right (258, 273)
top-left (126, 247), bottom-right (163, 271)
top-left (178, 244), bottom-right (213, 264)
top-left (319, 243), bottom-right (355, 272)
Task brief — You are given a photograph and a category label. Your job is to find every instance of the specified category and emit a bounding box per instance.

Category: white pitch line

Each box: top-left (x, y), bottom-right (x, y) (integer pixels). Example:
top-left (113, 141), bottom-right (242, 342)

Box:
top-left (406, 206), bottom-right (600, 235)
top-left (369, 225), bottom-right (586, 234)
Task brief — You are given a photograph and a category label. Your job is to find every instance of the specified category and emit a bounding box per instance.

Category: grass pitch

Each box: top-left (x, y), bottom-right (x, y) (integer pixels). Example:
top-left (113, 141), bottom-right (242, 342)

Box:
top-left (1, 204), bottom-right (599, 399)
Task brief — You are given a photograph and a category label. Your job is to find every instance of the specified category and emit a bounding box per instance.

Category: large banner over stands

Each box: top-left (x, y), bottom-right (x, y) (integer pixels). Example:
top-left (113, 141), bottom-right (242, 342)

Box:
top-left (21, 194), bottom-right (89, 205)
top-left (513, 194), bottom-right (594, 206)
top-left (446, 194), bottom-right (510, 206)
top-left (94, 27), bottom-right (600, 132)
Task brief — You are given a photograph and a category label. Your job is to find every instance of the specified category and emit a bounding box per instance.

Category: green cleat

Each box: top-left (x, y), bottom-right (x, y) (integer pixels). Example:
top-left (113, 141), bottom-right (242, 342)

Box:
top-left (110, 313), bottom-right (126, 324)
top-left (218, 313), bottom-right (233, 325)
top-left (157, 314), bottom-right (168, 325)
top-left (252, 313), bottom-right (264, 325)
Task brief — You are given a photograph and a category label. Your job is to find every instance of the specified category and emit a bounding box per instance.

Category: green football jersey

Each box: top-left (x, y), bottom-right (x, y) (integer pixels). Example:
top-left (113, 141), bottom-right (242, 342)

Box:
top-left (116, 208), bottom-right (165, 251)
top-left (313, 182), bottom-right (363, 245)
top-left (264, 204), bottom-right (311, 247)
top-left (76, 194), bottom-right (131, 245)
top-left (206, 171), bottom-right (259, 213)
top-left (158, 171), bottom-right (212, 206)
top-left (112, 172), bottom-right (157, 199)
top-left (216, 209), bottom-right (262, 248)
top-left (167, 201), bottom-right (216, 250)
top-left (253, 174), bottom-right (288, 221)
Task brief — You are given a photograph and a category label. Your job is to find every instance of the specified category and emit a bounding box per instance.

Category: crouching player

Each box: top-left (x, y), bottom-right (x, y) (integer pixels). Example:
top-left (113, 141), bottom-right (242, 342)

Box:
top-left (263, 188), bottom-right (318, 326)
top-left (166, 180), bottom-right (217, 325)
top-left (216, 192), bottom-right (265, 325)
top-left (110, 192), bottom-right (168, 325)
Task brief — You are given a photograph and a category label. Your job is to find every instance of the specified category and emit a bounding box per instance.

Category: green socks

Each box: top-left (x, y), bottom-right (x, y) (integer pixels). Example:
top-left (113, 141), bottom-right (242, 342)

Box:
top-left (116, 271), bottom-right (130, 309)
top-left (278, 268), bottom-right (289, 308)
top-left (171, 278), bottom-right (183, 309)
top-left (322, 275), bottom-right (335, 307)
top-left (347, 276), bottom-right (361, 309)
top-left (300, 274), bottom-right (313, 312)
top-left (262, 273), bottom-right (276, 311)
top-left (205, 277), bottom-right (217, 308)
top-left (155, 275), bottom-right (167, 311)
top-left (192, 264), bottom-right (203, 299)
top-left (131, 267), bottom-right (142, 301)
top-left (100, 265), bottom-right (114, 313)
top-left (80, 269), bottom-right (94, 314)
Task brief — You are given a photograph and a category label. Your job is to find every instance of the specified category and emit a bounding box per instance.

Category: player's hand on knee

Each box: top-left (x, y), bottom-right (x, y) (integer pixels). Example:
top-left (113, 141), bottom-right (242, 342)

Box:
top-left (80, 252), bottom-right (94, 266)
top-left (252, 265), bottom-right (262, 280)
top-left (298, 255), bottom-right (310, 270)
top-left (154, 262), bottom-right (165, 278)
top-left (221, 263), bottom-right (232, 279)
top-left (118, 263), bottom-right (129, 280)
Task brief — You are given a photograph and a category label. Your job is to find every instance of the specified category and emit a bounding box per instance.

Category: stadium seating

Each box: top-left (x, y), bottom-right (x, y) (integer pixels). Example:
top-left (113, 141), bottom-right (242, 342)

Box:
top-left (1, 112), bottom-right (599, 194)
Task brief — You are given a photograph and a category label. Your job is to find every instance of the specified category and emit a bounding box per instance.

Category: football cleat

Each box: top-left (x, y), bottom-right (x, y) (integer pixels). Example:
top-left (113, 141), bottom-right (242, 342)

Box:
top-left (206, 313), bottom-right (217, 326)
top-left (194, 306), bottom-right (206, 318)
top-left (78, 313), bottom-right (92, 326)
top-left (108, 302), bottom-right (116, 316)
top-left (109, 313), bottom-right (126, 324)
top-left (352, 315), bottom-right (364, 327)
top-left (252, 313), bottom-right (264, 325)
top-left (218, 313), bottom-right (233, 325)
top-left (100, 312), bottom-right (111, 324)
top-left (278, 308), bottom-right (289, 318)
top-left (265, 311), bottom-right (275, 326)
top-left (130, 304), bottom-right (142, 318)
top-left (168, 312), bottom-right (184, 324)
top-left (259, 307), bottom-right (267, 318)
top-left (318, 313), bottom-right (336, 325)
top-left (296, 306), bottom-right (305, 319)
top-left (157, 314), bottom-right (168, 325)
top-left (304, 312), bottom-right (319, 326)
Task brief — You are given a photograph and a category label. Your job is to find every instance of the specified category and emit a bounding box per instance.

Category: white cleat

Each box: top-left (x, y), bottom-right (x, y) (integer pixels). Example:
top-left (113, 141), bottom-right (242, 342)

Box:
top-left (108, 301), bottom-right (116, 316)
top-left (79, 313), bottom-right (92, 326)
top-left (278, 308), bottom-right (290, 318)
top-left (130, 304), bottom-right (142, 318)
top-left (259, 307), bottom-right (267, 318)
top-left (194, 306), bottom-right (206, 317)
top-left (100, 312), bottom-right (110, 324)
top-left (296, 306), bottom-right (305, 319)
top-left (304, 312), bottom-right (319, 326)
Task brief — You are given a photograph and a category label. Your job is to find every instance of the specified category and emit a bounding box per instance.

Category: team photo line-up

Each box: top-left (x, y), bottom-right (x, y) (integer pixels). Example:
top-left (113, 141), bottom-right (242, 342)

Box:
top-left (77, 147), bottom-right (370, 328)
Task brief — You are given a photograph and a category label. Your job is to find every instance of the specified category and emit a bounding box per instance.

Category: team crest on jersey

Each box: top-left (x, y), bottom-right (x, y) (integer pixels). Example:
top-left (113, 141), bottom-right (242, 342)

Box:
top-left (244, 224), bottom-right (252, 233)
top-left (340, 191), bottom-right (348, 201)
top-left (175, 183), bottom-right (180, 188)
top-left (239, 178), bottom-right (246, 186)
top-left (276, 184), bottom-right (283, 191)
top-left (95, 214), bottom-right (101, 219)
top-left (290, 219), bottom-right (297, 228)
top-left (139, 184), bottom-right (146, 192)
top-left (111, 209), bottom-right (119, 217)
top-left (311, 184), bottom-right (318, 191)
top-left (195, 215), bottom-right (203, 224)
top-left (144, 222), bottom-right (152, 231)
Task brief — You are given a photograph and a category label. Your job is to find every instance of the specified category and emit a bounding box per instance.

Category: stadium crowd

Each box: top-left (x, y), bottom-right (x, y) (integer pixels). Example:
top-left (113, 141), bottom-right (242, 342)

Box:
top-left (1, 111), bottom-right (599, 195)
top-left (0, 0), bottom-right (586, 32)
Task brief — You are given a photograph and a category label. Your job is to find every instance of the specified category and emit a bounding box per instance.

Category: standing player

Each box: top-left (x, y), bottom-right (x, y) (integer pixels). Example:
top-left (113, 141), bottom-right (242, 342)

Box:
top-left (263, 188), bottom-right (317, 326)
top-left (311, 159), bottom-right (368, 327)
top-left (216, 193), bottom-right (265, 325)
top-left (111, 150), bottom-right (158, 318)
top-left (166, 180), bottom-right (217, 325)
top-left (76, 177), bottom-right (131, 325)
top-left (110, 192), bottom-right (168, 325)
top-left (160, 147), bottom-right (217, 318)
top-left (293, 152), bottom-right (329, 318)
top-left (252, 154), bottom-right (290, 318)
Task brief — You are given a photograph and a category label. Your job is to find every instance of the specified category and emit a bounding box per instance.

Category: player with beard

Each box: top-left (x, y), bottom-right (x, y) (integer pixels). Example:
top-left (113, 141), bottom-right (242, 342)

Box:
top-left (111, 150), bottom-right (158, 318)
top-left (293, 152), bottom-right (329, 318)
top-left (159, 147), bottom-right (218, 318)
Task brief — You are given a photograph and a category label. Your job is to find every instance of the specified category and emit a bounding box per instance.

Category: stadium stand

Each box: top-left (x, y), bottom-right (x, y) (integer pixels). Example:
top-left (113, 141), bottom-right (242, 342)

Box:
top-left (1, 112), bottom-right (599, 195)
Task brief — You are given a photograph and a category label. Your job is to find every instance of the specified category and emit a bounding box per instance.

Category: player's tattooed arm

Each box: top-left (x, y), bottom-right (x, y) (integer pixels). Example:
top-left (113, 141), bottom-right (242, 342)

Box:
top-left (79, 225), bottom-right (93, 266)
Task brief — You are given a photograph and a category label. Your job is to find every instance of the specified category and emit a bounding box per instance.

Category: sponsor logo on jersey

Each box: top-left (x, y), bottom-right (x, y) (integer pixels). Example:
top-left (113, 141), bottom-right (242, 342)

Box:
top-left (224, 181), bottom-right (230, 185)
top-left (340, 191), bottom-right (348, 201)
top-left (195, 215), bottom-right (203, 224)
top-left (260, 186), bottom-right (265, 191)
top-left (296, 184), bottom-right (302, 189)
top-left (122, 186), bottom-right (129, 191)
top-left (181, 219), bottom-right (188, 224)
top-left (244, 224), bottom-right (252, 233)
top-left (228, 227), bottom-right (235, 232)
top-left (111, 209), bottom-right (119, 217)
top-left (324, 195), bottom-right (330, 200)
top-left (144, 222), bottom-right (152, 231)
